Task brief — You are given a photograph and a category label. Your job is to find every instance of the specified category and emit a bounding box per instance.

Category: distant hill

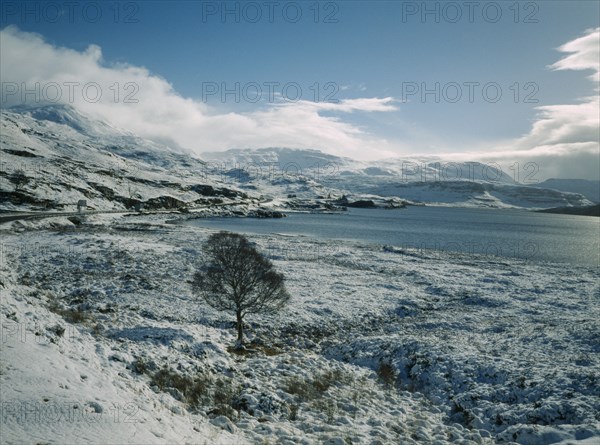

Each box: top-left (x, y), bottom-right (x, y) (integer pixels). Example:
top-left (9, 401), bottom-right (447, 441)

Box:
top-left (531, 179), bottom-right (600, 203)
top-left (202, 147), bottom-right (360, 172)
top-left (200, 147), bottom-right (594, 209)
top-left (536, 204), bottom-right (600, 217)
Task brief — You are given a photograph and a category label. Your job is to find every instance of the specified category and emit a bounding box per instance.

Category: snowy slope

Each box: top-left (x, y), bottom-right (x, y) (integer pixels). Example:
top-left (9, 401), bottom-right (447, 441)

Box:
top-left (200, 148), bottom-right (593, 209)
top-left (1, 215), bottom-right (598, 444)
top-left (531, 179), bottom-right (600, 204)
top-left (202, 147), bottom-right (360, 172)
top-left (0, 105), bottom-right (251, 212)
top-left (328, 178), bottom-right (593, 209)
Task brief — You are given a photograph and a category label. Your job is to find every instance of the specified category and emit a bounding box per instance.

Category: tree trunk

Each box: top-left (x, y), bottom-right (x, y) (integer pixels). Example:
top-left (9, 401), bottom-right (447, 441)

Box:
top-left (236, 310), bottom-right (244, 346)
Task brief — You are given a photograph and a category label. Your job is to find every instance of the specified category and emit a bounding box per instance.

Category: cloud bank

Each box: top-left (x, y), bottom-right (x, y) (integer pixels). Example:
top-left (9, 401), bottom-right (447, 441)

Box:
top-left (1, 26), bottom-right (598, 179)
top-left (0, 26), bottom-right (397, 161)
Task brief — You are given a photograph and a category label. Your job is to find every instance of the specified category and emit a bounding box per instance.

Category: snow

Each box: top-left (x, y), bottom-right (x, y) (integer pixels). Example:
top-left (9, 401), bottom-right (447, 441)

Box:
top-left (200, 147), bottom-right (594, 209)
top-left (2, 106), bottom-right (593, 214)
top-left (0, 255), bottom-right (245, 444)
top-left (0, 105), bottom-right (252, 213)
top-left (1, 104), bottom-right (598, 444)
top-left (1, 213), bottom-right (598, 444)
top-left (531, 179), bottom-right (600, 204)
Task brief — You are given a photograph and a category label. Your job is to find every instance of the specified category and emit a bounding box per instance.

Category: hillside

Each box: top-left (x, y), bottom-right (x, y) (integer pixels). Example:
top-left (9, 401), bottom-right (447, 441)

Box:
top-left (0, 105), bottom-right (252, 213)
top-left (536, 204), bottom-right (600, 217)
top-left (202, 147), bottom-right (593, 209)
top-left (531, 179), bottom-right (600, 203)
top-left (1, 106), bottom-right (594, 212)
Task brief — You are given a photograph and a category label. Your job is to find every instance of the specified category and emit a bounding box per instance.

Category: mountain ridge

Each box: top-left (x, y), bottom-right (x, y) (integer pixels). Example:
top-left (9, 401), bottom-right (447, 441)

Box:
top-left (1, 104), bottom-right (594, 211)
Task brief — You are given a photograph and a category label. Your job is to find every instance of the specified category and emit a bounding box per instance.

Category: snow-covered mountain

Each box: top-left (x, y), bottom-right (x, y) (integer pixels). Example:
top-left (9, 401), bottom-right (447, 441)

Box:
top-left (1, 106), bottom-right (593, 212)
top-left (202, 147), bottom-right (593, 209)
top-left (203, 147), bottom-right (360, 172)
top-left (531, 179), bottom-right (600, 204)
top-left (0, 105), bottom-right (251, 212)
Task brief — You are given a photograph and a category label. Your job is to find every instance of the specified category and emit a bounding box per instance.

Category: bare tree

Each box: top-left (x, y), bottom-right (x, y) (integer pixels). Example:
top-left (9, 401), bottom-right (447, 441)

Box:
top-left (192, 232), bottom-right (290, 348)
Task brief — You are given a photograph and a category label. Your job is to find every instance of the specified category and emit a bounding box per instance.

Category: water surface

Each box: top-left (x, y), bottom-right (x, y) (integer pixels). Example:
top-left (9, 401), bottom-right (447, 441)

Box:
top-left (186, 207), bottom-right (599, 267)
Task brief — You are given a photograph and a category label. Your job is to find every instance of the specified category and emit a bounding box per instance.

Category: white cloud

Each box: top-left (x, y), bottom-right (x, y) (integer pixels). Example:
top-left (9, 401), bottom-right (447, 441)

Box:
top-left (550, 27), bottom-right (600, 83)
top-left (0, 26), bottom-right (396, 161)
top-left (451, 28), bottom-right (600, 180)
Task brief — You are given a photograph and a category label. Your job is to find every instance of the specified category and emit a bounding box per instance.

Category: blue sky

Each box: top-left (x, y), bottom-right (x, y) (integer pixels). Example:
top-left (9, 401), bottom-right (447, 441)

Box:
top-left (1, 1), bottom-right (599, 178)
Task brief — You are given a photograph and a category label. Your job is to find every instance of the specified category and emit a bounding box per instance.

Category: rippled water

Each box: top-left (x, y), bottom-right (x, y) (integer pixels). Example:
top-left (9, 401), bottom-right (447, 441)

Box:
top-left (187, 207), bottom-right (600, 267)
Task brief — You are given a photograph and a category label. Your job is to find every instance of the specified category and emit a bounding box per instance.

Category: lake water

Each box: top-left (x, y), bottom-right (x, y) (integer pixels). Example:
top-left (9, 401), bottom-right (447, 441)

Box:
top-left (186, 207), bottom-right (600, 267)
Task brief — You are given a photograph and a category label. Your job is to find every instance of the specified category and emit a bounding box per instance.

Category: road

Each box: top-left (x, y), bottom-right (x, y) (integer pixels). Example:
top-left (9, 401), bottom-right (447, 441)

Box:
top-left (0, 210), bottom-right (135, 225)
top-left (0, 200), bottom-right (264, 225)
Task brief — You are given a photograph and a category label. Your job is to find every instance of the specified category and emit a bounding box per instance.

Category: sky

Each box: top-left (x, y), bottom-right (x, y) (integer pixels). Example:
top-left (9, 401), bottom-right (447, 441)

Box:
top-left (1, 1), bottom-right (599, 180)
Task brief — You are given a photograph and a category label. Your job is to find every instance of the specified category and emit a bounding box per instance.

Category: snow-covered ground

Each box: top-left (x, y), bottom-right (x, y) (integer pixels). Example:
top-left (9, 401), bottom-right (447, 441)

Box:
top-left (2, 214), bottom-right (598, 444)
